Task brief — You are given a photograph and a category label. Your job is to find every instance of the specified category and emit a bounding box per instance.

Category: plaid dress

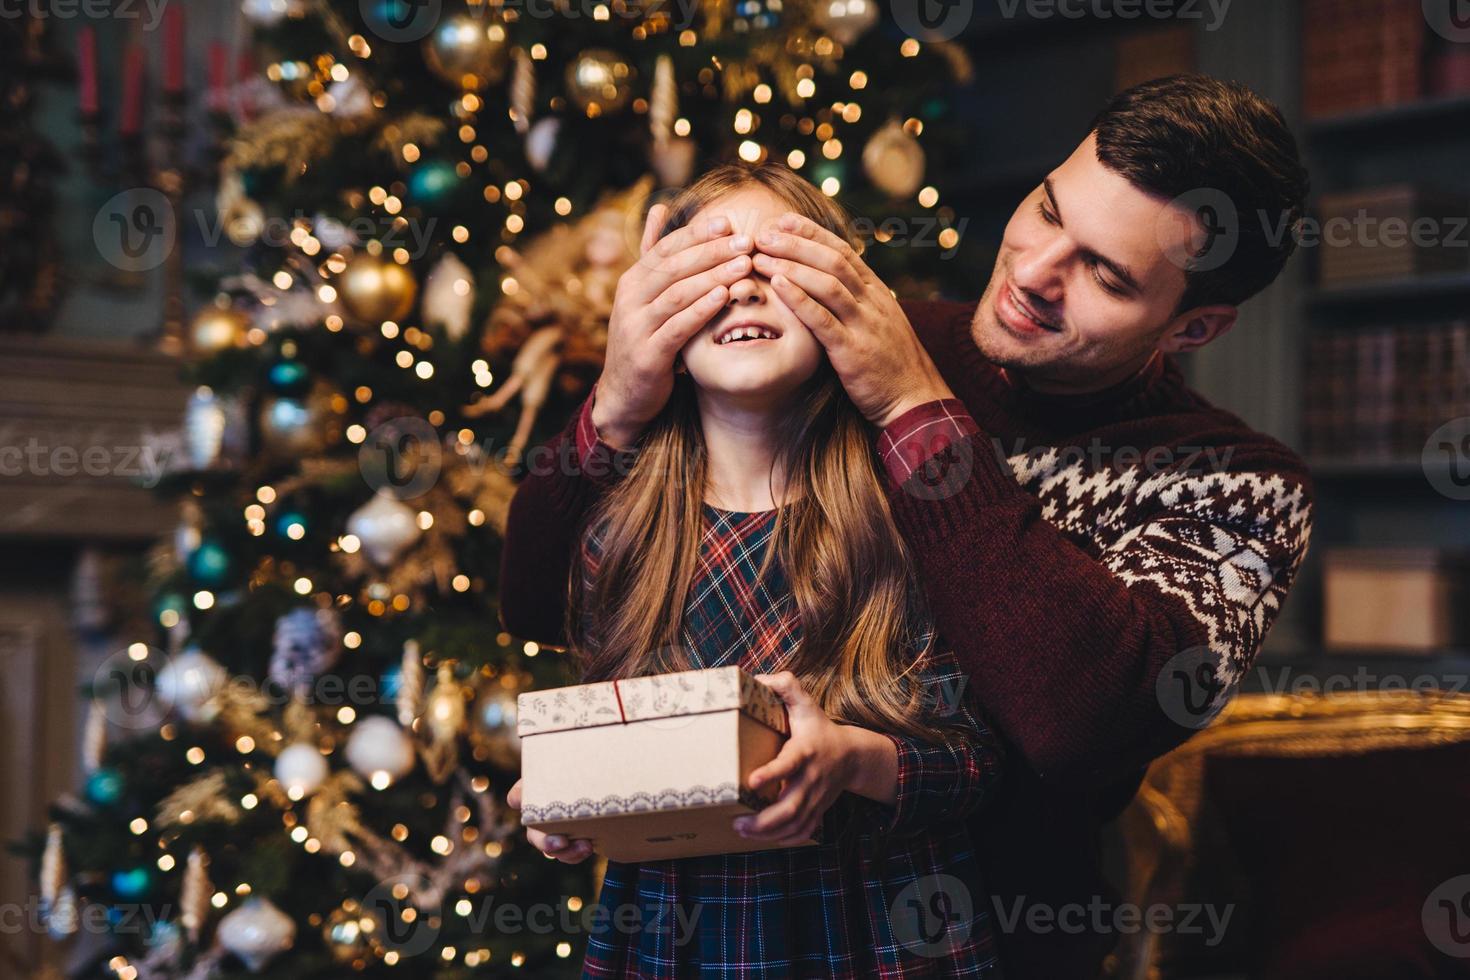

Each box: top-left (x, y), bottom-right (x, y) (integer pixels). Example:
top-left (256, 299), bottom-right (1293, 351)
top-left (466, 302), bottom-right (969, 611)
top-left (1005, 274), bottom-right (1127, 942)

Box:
top-left (577, 505), bottom-right (1005, 979)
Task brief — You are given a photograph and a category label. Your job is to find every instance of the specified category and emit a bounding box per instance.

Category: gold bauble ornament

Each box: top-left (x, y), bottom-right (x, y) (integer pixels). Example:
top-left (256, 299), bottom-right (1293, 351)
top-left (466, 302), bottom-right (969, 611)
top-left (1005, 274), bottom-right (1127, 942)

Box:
top-left (189, 306), bottom-right (248, 353)
top-left (423, 15), bottom-right (509, 91)
top-left (470, 680), bottom-right (521, 769)
top-left (337, 252), bottom-right (418, 325)
top-left (425, 662), bottom-right (467, 743)
top-left (862, 119), bottom-right (927, 199)
top-left (565, 49), bottom-right (634, 115)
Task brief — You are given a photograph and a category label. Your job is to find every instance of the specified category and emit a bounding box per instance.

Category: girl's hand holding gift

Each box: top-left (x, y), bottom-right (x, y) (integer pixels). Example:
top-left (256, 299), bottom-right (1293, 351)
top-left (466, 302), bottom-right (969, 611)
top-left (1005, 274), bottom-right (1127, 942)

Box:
top-left (507, 779), bottom-right (594, 864)
top-left (734, 672), bottom-right (900, 847)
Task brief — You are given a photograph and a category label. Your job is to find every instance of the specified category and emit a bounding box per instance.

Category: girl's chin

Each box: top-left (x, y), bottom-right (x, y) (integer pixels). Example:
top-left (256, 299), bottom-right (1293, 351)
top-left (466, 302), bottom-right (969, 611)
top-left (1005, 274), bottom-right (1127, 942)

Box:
top-left (689, 372), bottom-right (816, 404)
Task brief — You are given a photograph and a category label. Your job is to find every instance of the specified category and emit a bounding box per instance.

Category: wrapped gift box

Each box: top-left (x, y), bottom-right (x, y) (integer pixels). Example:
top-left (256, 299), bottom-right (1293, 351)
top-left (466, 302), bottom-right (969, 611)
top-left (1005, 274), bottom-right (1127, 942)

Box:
top-left (517, 666), bottom-right (813, 861)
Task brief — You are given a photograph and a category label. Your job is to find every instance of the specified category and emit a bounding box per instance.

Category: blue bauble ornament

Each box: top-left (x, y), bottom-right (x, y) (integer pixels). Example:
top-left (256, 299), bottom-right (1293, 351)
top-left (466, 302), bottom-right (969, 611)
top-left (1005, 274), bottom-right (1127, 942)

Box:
top-left (112, 867), bottom-right (154, 901)
top-left (380, 664), bottom-right (402, 700)
top-left (408, 160), bottom-right (460, 204)
top-left (267, 359), bottom-right (311, 397)
top-left (187, 539), bottom-right (232, 586)
top-left (86, 767), bottom-right (124, 806)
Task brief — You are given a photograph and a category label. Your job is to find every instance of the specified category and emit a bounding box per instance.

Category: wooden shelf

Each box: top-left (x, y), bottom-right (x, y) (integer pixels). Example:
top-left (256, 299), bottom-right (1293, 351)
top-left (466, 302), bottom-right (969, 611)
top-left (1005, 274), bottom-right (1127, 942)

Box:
top-left (1304, 94), bottom-right (1470, 142)
top-left (1305, 269), bottom-right (1470, 310)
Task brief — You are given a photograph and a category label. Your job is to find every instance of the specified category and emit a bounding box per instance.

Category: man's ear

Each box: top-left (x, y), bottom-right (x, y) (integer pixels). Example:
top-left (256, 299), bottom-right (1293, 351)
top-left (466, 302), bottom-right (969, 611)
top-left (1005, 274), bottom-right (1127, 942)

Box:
top-left (1157, 305), bottom-right (1238, 354)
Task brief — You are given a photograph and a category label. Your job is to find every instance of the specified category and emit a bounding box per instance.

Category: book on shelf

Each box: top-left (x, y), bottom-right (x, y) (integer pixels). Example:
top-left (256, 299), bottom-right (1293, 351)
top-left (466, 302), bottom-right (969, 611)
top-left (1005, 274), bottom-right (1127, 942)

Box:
top-left (1315, 185), bottom-right (1470, 288)
top-left (1303, 320), bottom-right (1470, 463)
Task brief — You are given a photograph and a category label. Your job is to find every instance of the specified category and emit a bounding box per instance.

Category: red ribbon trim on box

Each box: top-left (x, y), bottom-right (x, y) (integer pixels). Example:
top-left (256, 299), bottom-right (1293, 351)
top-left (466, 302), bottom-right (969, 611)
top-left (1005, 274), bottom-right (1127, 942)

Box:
top-left (611, 678), bottom-right (627, 724)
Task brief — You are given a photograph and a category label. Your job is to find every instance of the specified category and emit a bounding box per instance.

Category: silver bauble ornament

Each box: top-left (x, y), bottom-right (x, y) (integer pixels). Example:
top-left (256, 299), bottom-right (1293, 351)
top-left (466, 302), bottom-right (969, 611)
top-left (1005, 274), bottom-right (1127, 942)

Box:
top-left (346, 492), bottom-right (422, 566)
top-left (217, 897), bottom-right (296, 972)
top-left (156, 648), bottom-right (228, 723)
top-left (344, 715), bottom-right (416, 787)
top-left (274, 742), bottom-right (329, 799)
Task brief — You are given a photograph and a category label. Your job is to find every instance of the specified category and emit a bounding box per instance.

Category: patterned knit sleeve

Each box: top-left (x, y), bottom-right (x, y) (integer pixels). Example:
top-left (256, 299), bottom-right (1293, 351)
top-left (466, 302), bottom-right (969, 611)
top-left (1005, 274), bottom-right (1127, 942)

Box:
top-left (868, 640), bottom-right (1004, 835)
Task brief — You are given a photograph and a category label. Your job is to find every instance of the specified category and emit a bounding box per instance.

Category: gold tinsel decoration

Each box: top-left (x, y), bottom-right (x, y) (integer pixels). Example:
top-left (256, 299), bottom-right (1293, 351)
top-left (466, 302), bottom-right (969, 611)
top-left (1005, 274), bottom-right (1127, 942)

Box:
top-left (510, 47), bottom-right (534, 135)
top-left (226, 109), bottom-right (340, 182)
top-left (419, 663), bottom-right (465, 784)
top-left (372, 113), bottom-right (447, 160)
top-left (650, 54), bottom-right (676, 149)
top-left (180, 847), bottom-right (212, 944)
top-left (156, 772), bottom-right (242, 829)
top-left (466, 178), bottom-right (650, 460)
top-left (397, 640), bottom-right (425, 728)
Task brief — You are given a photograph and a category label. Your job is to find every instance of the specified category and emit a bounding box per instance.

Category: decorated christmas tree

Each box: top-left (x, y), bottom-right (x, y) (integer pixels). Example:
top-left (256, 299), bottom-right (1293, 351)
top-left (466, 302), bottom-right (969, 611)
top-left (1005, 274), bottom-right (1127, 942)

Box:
top-left (29, 0), bottom-right (978, 976)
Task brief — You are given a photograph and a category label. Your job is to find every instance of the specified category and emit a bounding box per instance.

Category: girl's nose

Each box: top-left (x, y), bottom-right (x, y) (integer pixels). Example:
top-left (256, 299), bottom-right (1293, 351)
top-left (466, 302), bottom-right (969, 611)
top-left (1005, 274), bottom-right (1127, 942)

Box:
top-left (727, 276), bottom-right (764, 305)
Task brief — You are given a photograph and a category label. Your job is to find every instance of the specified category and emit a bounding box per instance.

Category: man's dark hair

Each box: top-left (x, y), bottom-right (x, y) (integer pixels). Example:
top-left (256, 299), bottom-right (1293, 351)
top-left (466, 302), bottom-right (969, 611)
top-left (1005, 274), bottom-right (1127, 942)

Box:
top-left (1090, 73), bottom-right (1310, 312)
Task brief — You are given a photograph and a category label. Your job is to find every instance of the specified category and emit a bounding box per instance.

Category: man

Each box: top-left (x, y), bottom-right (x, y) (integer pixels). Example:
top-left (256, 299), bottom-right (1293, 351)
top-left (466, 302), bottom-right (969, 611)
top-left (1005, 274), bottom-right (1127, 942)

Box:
top-left (500, 74), bottom-right (1313, 977)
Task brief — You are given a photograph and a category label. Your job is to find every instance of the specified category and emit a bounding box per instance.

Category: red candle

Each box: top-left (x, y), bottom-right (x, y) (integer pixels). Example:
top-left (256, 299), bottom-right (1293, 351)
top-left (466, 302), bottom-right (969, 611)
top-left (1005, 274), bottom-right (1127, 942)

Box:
top-left (77, 25), bottom-right (99, 115)
top-left (120, 42), bottom-right (146, 135)
top-left (163, 4), bottom-right (185, 94)
top-left (208, 41), bottom-right (228, 112)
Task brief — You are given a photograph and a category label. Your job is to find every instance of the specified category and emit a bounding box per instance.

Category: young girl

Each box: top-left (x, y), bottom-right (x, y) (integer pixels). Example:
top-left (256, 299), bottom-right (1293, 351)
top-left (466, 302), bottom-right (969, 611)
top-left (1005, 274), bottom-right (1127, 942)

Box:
top-left (523, 164), bottom-right (1003, 978)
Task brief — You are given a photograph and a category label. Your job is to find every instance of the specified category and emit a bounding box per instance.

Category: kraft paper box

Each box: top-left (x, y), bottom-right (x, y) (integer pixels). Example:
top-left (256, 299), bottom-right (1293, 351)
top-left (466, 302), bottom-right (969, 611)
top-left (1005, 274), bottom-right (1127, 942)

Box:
top-left (517, 666), bottom-right (813, 862)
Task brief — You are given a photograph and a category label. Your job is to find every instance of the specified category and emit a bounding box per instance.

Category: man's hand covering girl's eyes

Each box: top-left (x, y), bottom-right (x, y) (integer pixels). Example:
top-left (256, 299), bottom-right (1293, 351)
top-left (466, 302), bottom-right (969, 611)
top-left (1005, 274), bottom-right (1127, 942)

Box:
top-left (589, 205), bottom-right (759, 449)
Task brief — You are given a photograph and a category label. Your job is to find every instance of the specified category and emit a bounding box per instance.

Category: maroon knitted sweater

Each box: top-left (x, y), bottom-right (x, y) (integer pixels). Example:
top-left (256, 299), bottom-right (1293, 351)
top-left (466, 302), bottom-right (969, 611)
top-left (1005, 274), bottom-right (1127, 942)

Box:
top-left (499, 299), bottom-right (1314, 978)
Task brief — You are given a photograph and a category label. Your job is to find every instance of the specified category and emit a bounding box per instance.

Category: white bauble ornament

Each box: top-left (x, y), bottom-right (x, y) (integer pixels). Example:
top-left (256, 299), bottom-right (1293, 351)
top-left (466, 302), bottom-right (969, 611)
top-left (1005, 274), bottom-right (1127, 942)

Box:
top-left (525, 117), bottom-right (561, 173)
top-left (344, 715), bottom-right (416, 787)
top-left (156, 649), bottom-right (228, 723)
top-left (862, 119), bottom-right (927, 199)
top-left (817, 0), bottom-right (880, 44)
top-left (274, 743), bottom-right (329, 799)
top-left (422, 253), bottom-right (475, 342)
top-left (217, 897), bottom-right (296, 972)
top-left (185, 387), bottom-right (226, 470)
top-left (346, 492), bottom-right (422, 566)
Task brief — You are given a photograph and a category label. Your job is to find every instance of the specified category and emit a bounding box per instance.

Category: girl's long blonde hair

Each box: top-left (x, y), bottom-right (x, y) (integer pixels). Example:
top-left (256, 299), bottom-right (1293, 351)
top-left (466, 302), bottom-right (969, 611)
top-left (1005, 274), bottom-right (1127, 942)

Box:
top-left (570, 163), bottom-right (938, 740)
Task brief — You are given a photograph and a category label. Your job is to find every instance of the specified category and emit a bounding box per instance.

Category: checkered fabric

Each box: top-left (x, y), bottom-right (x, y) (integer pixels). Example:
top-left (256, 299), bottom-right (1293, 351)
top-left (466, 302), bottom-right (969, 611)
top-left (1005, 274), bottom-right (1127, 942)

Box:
top-left (577, 505), bottom-right (1004, 979)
